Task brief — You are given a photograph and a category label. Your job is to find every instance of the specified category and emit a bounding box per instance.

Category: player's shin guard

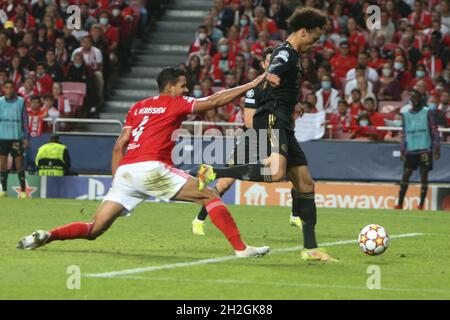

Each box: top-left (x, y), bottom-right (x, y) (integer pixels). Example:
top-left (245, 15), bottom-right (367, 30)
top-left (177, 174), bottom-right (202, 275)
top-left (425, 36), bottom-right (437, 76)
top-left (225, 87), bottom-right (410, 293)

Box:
top-left (214, 164), bottom-right (272, 182)
top-left (420, 184), bottom-right (428, 207)
top-left (398, 182), bottom-right (409, 207)
top-left (48, 222), bottom-right (94, 242)
top-left (17, 171), bottom-right (26, 192)
top-left (205, 198), bottom-right (246, 251)
top-left (0, 171), bottom-right (7, 191)
top-left (293, 192), bottom-right (318, 249)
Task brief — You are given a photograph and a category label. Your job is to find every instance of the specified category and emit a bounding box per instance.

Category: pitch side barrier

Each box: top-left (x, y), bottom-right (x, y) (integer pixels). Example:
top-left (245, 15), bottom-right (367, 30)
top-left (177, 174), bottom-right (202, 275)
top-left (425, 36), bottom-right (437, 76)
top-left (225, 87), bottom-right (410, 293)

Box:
top-left (29, 119), bottom-right (449, 182)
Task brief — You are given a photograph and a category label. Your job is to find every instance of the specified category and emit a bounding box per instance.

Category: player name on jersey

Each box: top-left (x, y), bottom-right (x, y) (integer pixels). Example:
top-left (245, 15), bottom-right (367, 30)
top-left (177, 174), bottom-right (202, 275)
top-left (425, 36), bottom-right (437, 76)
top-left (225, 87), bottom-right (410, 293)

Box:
top-left (134, 107), bottom-right (167, 115)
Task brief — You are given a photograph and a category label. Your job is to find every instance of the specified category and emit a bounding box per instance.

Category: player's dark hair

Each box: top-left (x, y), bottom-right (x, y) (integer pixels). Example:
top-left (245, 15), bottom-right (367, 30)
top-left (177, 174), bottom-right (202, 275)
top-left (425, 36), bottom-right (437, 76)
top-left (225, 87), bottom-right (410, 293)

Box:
top-left (157, 67), bottom-right (186, 92)
top-left (262, 47), bottom-right (274, 62)
top-left (287, 7), bottom-right (327, 32)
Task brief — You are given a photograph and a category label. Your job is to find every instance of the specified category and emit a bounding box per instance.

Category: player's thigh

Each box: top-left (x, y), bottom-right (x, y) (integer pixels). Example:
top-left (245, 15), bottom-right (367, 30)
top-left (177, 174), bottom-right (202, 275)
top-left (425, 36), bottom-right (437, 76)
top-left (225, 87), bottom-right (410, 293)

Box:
top-left (89, 200), bottom-right (125, 237)
top-left (14, 155), bottom-right (24, 170)
top-left (174, 177), bottom-right (219, 205)
top-left (0, 155), bottom-right (7, 170)
top-left (287, 165), bottom-right (315, 193)
top-left (267, 152), bottom-right (287, 181)
top-left (215, 177), bottom-right (235, 194)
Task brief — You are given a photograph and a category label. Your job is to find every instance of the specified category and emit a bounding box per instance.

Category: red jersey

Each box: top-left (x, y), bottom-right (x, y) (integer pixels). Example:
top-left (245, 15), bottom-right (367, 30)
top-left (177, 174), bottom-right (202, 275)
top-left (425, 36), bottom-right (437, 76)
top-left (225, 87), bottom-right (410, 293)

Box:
top-left (120, 95), bottom-right (196, 166)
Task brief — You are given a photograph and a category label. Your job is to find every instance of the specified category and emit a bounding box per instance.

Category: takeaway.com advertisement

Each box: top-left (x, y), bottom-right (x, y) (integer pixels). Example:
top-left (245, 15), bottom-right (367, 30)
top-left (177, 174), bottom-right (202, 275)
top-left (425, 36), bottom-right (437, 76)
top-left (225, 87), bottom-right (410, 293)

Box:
top-left (235, 181), bottom-right (432, 210)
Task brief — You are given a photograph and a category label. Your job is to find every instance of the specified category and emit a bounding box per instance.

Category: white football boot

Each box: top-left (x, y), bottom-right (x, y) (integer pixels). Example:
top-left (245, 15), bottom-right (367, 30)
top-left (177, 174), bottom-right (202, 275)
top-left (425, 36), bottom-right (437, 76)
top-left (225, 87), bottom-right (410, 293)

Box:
top-left (235, 245), bottom-right (270, 258)
top-left (17, 230), bottom-right (51, 250)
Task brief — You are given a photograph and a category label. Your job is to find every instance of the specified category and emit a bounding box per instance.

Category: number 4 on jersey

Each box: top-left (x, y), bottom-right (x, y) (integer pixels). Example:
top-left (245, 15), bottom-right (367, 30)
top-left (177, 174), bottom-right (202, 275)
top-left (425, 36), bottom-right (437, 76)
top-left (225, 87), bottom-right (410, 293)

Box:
top-left (131, 116), bottom-right (149, 142)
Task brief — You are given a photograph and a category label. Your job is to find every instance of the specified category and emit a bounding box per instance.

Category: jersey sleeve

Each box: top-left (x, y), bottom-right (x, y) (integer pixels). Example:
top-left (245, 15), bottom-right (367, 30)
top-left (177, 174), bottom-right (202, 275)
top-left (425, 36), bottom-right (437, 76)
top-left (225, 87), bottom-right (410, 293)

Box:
top-left (124, 103), bottom-right (139, 129)
top-left (268, 47), bottom-right (296, 77)
top-left (174, 96), bottom-right (196, 116)
top-left (244, 87), bottom-right (259, 109)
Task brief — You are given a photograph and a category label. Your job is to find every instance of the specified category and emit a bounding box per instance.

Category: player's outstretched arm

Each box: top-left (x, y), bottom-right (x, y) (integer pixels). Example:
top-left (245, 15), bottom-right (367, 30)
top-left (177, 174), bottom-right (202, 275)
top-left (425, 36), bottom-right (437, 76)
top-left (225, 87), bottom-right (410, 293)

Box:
top-left (111, 127), bottom-right (131, 175)
top-left (192, 73), bottom-right (266, 113)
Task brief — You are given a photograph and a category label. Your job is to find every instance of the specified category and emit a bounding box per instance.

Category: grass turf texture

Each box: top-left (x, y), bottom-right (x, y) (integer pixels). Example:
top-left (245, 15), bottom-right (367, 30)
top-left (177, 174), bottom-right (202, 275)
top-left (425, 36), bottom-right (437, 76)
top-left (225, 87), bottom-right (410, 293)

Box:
top-left (1, 198), bottom-right (450, 300)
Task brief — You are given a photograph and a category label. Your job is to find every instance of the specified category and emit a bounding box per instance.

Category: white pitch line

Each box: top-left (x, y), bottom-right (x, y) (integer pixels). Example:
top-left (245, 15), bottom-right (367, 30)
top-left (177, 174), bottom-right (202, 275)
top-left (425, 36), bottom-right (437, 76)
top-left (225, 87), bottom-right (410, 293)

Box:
top-left (84, 233), bottom-right (424, 279)
top-left (105, 276), bottom-right (450, 295)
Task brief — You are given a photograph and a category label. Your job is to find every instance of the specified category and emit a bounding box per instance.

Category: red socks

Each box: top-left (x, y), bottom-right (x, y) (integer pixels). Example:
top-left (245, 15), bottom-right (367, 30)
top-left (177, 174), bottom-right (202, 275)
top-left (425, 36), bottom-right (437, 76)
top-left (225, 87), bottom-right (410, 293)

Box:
top-left (205, 198), bottom-right (246, 251)
top-left (48, 222), bottom-right (93, 242)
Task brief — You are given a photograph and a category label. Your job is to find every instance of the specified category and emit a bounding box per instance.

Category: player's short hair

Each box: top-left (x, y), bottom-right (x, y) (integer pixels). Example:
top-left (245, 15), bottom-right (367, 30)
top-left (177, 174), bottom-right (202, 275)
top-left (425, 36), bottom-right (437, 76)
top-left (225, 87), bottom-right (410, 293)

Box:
top-left (287, 7), bottom-right (327, 32)
top-left (157, 67), bottom-right (186, 92)
top-left (262, 46), bottom-right (274, 62)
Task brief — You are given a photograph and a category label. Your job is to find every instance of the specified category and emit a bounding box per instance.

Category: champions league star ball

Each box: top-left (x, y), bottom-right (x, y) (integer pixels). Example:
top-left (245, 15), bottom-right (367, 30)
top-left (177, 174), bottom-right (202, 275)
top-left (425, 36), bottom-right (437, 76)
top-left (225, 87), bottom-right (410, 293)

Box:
top-left (358, 224), bottom-right (390, 256)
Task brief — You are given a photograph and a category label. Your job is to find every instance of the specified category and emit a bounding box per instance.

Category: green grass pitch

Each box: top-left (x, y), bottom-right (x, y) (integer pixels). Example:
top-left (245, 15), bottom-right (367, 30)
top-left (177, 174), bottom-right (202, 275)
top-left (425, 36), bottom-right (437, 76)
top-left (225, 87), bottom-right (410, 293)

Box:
top-left (1, 198), bottom-right (450, 300)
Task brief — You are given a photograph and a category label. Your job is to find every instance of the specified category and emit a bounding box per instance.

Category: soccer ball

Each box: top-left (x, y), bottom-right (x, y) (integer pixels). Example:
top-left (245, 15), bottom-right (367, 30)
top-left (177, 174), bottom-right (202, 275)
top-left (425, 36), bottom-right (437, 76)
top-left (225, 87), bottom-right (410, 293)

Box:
top-left (358, 224), bottom-right (390, 256)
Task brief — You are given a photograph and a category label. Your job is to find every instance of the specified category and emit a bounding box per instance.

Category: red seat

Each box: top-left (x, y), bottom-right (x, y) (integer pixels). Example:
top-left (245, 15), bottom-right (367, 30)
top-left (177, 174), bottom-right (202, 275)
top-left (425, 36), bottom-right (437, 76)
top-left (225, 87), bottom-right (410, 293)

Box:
top-left (61, 82), bottom-right (87, 96)
top-left (64, 92), bottom-right (84, 113)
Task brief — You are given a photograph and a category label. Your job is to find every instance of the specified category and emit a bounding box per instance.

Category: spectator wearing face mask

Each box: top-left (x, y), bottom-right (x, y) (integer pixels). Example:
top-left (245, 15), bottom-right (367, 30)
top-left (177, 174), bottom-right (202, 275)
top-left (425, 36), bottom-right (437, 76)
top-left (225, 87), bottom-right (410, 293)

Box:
top-left (418, 45), bottom-right (443, 80)
top-left (315, 75), bottom-right (341, 114)
top-left (189, 25), bottom-right (213, 54)
top-left (351, 110), bottom-right (384, 141)
top-left (192, 83), bottom-right (204, 99)
top-left (238, 14), bottom-right (252, 41)
top-left (212, 38), bottom-right (235, 74)
top-left (378, 62), bottom-right (401, 101)
top-left (35, 62), bottom-right (54, 96)
top-left (409, 64), bottom-right (434, 93)
top-left (393, 55), bottom-right (412, 92)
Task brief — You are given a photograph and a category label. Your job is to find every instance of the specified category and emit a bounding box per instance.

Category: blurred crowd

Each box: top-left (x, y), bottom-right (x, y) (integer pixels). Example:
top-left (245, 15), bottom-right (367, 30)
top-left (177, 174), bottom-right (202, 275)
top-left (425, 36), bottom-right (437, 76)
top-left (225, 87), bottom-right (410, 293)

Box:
top-left (182, 0), bottom-right (450, 141)
top-left (0, 0), bottom-right (163, 137)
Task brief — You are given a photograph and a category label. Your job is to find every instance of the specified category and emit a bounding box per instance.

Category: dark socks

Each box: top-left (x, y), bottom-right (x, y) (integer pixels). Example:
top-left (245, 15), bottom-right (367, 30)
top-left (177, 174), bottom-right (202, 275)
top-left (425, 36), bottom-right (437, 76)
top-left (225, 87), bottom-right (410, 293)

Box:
top-left (291, 189), bottom-right (300, 218)
top-left (214, 163), bottom-right (272, 183)
top-left (17, 171), bottom-right (26, 192)
top-left (398, 182), bottom-right (409, 207)
top-left (292, 191), bottom-right (318, 249)
top-left (420, 184), bottom-right (428, 207)
top-left (0, 171), bottom-right (7, 192)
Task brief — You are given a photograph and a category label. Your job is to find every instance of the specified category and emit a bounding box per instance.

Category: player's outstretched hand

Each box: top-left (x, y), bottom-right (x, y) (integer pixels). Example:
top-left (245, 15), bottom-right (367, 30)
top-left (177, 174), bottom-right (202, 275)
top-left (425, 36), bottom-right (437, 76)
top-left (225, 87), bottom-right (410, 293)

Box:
top-left (266, 73), bottom-right (281, 87)
top-left (251, 72), bottom-right (267, 87)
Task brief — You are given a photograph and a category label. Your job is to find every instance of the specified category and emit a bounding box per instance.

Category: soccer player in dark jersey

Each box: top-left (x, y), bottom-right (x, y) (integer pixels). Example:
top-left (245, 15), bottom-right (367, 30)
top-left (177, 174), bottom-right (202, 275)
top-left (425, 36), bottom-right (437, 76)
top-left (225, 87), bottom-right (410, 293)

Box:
top-left (197, 7), bottom-right (336, 261)
top-left (17, 67), bottom-right (270, 258)
top-left (395, 89), bottom-right (440, 210)
top-left (192, 46), bottom-right (303, 235)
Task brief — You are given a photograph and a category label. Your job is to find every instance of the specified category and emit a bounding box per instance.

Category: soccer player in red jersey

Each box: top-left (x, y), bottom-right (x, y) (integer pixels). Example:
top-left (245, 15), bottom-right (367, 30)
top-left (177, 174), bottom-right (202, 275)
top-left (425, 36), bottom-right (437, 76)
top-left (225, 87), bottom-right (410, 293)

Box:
top-left (17, 67), bottom-right (269, 258)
